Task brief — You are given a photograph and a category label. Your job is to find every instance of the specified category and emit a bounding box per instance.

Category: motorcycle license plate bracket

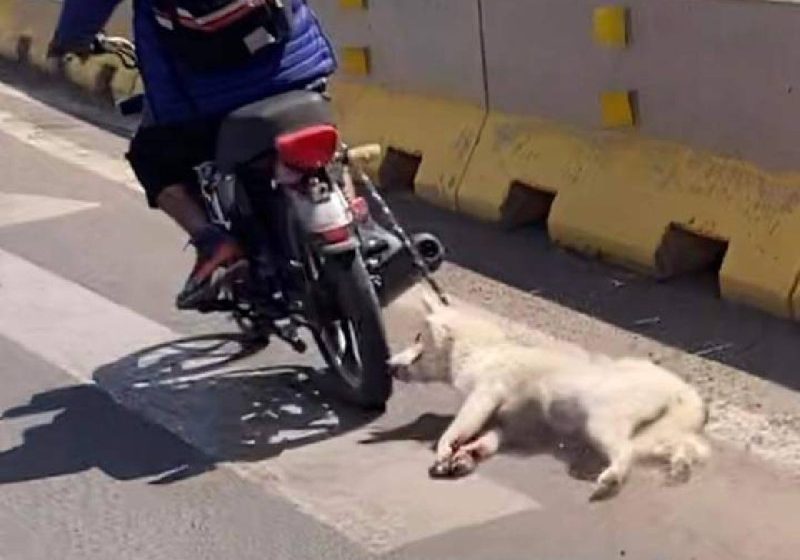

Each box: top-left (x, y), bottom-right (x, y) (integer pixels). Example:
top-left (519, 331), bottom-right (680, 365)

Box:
top-left (308, 179), bottom-right (331, 204)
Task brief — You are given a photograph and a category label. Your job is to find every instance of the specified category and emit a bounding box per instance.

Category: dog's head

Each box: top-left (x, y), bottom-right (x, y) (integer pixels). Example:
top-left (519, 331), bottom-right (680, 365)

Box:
top-left (388, 293), bottom-right (454, 384)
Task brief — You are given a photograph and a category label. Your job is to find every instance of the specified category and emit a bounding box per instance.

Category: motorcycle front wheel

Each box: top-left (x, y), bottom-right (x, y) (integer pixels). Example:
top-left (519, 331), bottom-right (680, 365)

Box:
top-left (313, 251), bottom-right (392, 410)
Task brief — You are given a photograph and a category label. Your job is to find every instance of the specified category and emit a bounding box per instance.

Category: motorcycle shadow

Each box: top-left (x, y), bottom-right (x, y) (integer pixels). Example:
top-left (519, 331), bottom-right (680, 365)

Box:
top-left (90, 333), bottom-right (379, 477)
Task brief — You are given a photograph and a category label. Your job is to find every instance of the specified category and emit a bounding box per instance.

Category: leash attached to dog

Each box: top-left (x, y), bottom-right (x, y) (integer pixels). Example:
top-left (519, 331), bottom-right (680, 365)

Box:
top-left (346, 145), bottom-right (450, 306)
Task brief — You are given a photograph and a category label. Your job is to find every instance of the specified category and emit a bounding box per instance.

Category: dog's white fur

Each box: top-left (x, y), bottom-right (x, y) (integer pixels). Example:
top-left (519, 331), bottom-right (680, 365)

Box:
top-left (388, 294), bottom-right (710, 500)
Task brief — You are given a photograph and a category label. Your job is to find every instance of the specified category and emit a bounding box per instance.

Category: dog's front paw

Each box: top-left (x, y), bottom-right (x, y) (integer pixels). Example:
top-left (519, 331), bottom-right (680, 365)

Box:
top-left (590, 468), bottom-right (622, 502)
top-left (429, 459), bottom-right (454, 479)
top-left (449, 452), bottom-right (478, 478)
top-left (428, 453), bottom-right (477, 480)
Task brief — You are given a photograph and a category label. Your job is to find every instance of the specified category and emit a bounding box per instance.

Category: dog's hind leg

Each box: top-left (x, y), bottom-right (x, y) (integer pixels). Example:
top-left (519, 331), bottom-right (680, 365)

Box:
top-left (632, 391), bottom-right (710, 484)
top-left (586, 417), bottom-right (635, 501)
top-left (666, 433), bottom-right (711, 484)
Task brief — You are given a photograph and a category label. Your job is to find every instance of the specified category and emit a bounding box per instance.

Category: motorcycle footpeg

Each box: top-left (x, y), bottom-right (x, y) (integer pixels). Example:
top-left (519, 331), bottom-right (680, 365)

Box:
top-left (274, 320), bottom-right (307, 353)
top-left (289, 338), bottom-right (308, 353)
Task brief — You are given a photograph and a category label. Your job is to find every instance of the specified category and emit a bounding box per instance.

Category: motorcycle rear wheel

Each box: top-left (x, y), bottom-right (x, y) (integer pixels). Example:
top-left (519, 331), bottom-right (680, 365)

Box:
top-left (313, 251), bottom-right (392, 410)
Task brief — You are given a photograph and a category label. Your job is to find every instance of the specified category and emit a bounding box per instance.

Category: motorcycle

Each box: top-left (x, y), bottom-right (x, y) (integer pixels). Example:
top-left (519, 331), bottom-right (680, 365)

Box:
top-left (93, 35), bottom-right (447, 410)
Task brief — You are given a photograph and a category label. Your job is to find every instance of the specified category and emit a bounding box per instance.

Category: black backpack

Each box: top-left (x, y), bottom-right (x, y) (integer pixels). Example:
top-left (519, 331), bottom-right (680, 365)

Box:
top-left (152, 0), bottom-right (293, 72)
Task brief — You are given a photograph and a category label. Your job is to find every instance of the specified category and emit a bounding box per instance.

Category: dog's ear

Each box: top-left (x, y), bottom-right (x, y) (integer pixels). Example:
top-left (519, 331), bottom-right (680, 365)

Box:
top-left (421, 291), bottom-right (442, 314)
top-left (425, 315), bottom-right (453, 350)
top-left (387, 341), bottom-right (424, 367)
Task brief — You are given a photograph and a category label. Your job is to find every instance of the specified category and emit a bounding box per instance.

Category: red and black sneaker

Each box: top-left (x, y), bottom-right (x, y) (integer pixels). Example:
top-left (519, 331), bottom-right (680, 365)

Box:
top-left (176, 226), bottom-right (247, 310)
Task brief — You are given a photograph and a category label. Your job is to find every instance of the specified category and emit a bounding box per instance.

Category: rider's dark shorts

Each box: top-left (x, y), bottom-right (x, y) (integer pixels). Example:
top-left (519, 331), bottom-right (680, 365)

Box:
top-left (127, 79), bottom-right (329, 208)
top-left (126, 117), bottom-right (222, 208)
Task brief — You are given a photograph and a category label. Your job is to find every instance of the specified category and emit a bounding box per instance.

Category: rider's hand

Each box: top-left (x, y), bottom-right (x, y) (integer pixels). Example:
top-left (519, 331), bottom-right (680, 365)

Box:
top-left (47, 41), bottom-right (90, 60)
top-left (46, 32), bottom-right (104, 62)
top-left (45, 34), bottom-right (103, 76)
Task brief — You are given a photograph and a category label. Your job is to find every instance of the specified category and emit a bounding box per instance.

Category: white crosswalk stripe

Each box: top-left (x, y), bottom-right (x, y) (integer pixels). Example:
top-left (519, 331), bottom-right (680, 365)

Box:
top-left (0, 193), bottom-right (99, 229)
top-left (0, 193), bottom-right (539, 553)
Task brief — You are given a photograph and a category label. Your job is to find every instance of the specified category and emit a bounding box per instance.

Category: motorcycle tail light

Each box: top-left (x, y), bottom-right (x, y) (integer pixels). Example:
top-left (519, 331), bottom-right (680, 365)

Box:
top-left (320, 225), bottom-right (351, 244)
top-left (276, 125), bottom-right (339, 170)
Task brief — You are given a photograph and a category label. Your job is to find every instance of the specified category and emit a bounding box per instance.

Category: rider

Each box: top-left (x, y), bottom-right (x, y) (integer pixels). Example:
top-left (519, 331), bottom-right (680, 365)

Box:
top-left (48, 0), bottom-right (337, 309)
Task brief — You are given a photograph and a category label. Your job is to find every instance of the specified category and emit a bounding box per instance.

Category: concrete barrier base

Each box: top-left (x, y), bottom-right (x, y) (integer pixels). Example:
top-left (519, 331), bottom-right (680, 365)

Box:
top-left (338, 89), bottom-right (800, 320)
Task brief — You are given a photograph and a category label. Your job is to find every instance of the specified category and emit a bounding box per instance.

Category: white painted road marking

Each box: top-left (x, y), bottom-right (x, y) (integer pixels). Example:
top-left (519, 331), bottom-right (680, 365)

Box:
top-left (0, 193), bottom-right (99, 229)
top-left (0, 109), bottom-right (140, 192)
top-left (0, 245), bottom-right (539, 553)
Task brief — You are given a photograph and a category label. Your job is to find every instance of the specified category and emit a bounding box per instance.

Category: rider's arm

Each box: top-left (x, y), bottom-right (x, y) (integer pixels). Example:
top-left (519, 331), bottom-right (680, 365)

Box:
top-left (50, 0), bottom-right (124, 56)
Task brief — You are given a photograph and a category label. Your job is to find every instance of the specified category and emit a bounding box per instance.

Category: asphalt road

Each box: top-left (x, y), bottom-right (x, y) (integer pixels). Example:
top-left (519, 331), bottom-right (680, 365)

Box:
top-left (0, 71), bottom-right (799, 560)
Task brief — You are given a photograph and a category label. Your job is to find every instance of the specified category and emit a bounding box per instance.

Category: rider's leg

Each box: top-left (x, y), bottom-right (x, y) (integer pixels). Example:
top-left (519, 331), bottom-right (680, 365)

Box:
top-left (127, 121), bottom-right (245, 309)
top-left (155, 182), bottom-right (210, 238)
top-left (155, 183), bottom-right (245, 309)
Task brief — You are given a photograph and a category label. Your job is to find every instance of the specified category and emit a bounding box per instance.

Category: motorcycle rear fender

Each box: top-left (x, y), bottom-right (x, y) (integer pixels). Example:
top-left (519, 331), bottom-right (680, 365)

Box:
top-left (318, 238), bottom-right (359, 255)
top-left (286, 187), bottom-right (359, 253)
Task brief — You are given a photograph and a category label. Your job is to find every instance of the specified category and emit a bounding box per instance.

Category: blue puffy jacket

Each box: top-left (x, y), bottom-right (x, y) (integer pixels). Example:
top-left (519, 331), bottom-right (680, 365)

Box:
top-left (54, 0), bottom-right (337, 124)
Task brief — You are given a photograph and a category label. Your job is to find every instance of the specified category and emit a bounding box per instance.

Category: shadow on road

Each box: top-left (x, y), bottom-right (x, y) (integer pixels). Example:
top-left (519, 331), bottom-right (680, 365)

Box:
top-left (390, 195), bottom-right (800, 392)
top-left (361, 413), bottom-right (607, 483)
top-left (0, 384), bottom-right (213, 485)
top-left (0, 333), bottom-right (378, 486)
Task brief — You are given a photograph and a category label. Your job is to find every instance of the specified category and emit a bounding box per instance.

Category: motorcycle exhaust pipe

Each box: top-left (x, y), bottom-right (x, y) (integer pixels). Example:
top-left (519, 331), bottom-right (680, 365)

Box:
top-left (412, 232), bottom-right (445, 273)
top-left (367, 231), bottom-right (446, 306)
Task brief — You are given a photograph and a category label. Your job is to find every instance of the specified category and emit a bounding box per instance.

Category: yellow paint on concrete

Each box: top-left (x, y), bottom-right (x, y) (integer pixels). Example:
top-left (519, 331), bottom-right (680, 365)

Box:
top-left (593, 6), bottom-right (628, 48)
top-left (0, 0), bottom-right (60, 66)
top-left (340, 46), bottom-right (370, 76)
top-left (601, 90), bottom-right (635, 128)
top-left (330, 81), bottom-right (484, 209)
top-left (789, 277), bottom-right (800, 319)
top-left (339, 0), bottom-right (368, 9)
top-left (329, 79), bottom-right (370, 126)
top-left (458, 112), bottom-right (586, 222)
top-left (459, 110), bottom-right (800, 317)
top-left (0, 1), bottom-right (14, 41)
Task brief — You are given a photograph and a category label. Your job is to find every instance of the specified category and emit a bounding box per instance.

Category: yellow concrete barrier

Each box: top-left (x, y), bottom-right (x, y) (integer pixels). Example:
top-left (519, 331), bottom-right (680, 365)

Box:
top-left (458, 110), bottom-right (800, 318)
top-left (330, 81), bottom-right (485, 210)
top-left (0, 0), bottom-right (137, 102)
top-left (0, 0), bottom-right (60, 67)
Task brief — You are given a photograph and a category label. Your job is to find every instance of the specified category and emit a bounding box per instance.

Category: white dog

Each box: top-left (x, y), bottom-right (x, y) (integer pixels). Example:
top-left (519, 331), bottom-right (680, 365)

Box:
top-left (388, 294), bottom-right (710, 500)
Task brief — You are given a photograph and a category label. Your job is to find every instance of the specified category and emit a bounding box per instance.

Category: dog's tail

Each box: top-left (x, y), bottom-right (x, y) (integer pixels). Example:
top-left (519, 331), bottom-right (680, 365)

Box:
top-left (632, 387), bottom-right (710, 480)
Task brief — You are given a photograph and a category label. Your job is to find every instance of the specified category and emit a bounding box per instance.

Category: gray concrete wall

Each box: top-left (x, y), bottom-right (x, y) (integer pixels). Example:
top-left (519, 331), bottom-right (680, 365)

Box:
top-left (309, 0), bottom-right (486, 106)
top-left (481, 0), bottom-right (800, 170)
top-left (317, 0), bottom-right (800, 171)
top-left (30, 0), bottom-right (800, 170)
